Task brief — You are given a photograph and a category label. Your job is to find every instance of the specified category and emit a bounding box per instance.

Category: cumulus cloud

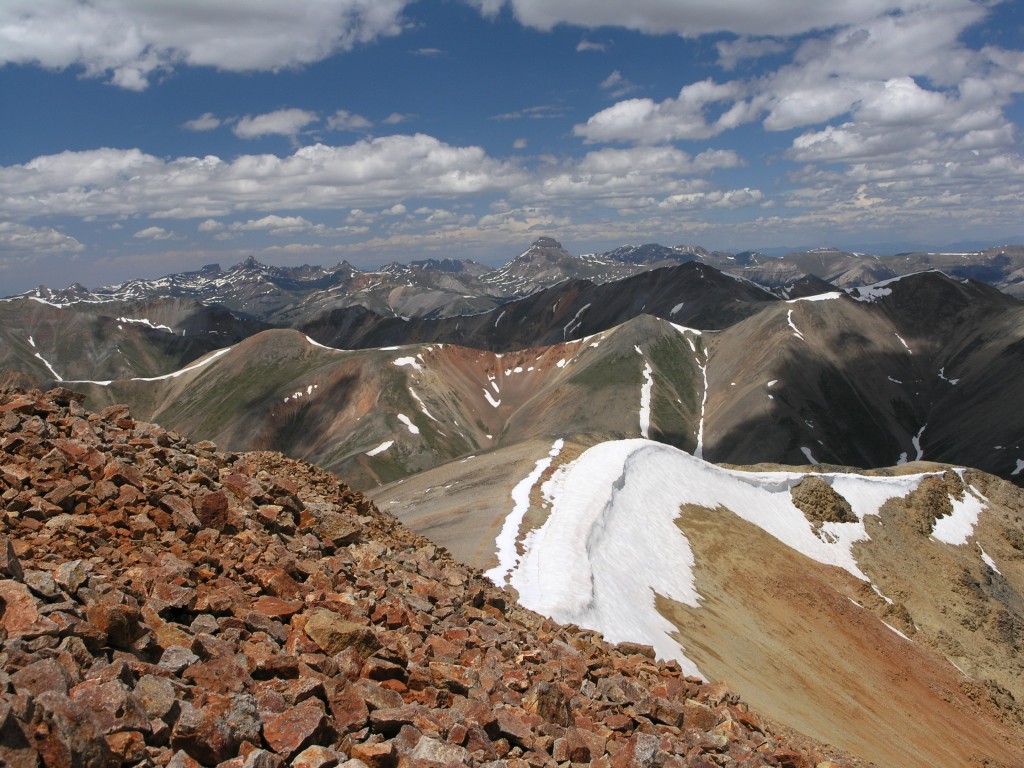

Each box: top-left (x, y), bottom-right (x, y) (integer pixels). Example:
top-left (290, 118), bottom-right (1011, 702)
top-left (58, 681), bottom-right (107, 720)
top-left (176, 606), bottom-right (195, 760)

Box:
top-left (576, 39), bottom-right (608, 53)
top-left (0, 0), bottom-right (409, 89)
top-left (234, 109), bottom-right (319, 139)
top-left (0, 222), bottom-right (84, 255)
top-left (183, 112), bottom-right (221, 132)
top-left (575, 79), bottom-right (745, 143)
top-left (0, 135), bottom-right (528, 221)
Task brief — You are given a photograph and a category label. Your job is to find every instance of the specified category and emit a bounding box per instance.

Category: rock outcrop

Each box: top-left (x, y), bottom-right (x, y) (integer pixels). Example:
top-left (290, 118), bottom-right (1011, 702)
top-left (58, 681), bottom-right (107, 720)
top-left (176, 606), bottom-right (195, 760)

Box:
top-left (0, 387), bottom-right (852, 767)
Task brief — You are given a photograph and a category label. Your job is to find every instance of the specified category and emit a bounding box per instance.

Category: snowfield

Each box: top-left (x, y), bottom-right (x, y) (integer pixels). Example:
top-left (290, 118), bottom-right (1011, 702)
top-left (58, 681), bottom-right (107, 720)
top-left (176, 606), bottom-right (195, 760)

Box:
top-left (499, 439), bottom-right (962, 676)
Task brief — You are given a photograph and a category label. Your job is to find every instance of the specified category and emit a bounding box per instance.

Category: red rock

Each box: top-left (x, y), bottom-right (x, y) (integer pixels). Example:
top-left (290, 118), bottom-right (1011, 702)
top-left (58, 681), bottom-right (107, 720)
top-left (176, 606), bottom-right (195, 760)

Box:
top-left (304, 610), bottom-right (381, 658)
top-left (262, 699), bottom-right (330, 758)
top-left (291, 744), bottom-right (340, 768)
top-left (105, 730), bottom-right (147, 763)
top-left (69, 679), bottom-right (151, 735)
top-left (85, 599), bottom-right (142, 648)
top-left (194, 489), bottom-right (228, 530)
top-left (252, 595), bottom-right (303, 619)
top-left (11, 658), bottom-right (72, 698)
top-left (29, 691), bottom-right (113, 768)
top-left (0, 579), bottom-right (59, 638)
top-left (349, 741), bottom-right (395, 768)
top-left (170, 693), bottom-right (260, 765)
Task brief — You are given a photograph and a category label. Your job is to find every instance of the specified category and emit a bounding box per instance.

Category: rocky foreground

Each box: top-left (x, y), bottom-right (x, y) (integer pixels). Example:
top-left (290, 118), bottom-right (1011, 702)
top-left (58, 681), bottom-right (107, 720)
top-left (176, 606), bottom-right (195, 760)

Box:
top-left (0, 388), bottom-right (852, 768)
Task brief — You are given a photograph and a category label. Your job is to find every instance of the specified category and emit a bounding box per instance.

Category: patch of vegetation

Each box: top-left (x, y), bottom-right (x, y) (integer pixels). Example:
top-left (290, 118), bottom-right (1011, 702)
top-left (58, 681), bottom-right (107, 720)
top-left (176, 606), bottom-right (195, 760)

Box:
top-left (569, 353), bottom-right (643, 390)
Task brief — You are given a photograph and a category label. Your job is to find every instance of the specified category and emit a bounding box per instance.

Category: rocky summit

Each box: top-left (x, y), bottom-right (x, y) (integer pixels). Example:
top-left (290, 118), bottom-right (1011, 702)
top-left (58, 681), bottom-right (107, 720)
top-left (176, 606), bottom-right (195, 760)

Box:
top-left (0, 387), bottom-right (852, 768)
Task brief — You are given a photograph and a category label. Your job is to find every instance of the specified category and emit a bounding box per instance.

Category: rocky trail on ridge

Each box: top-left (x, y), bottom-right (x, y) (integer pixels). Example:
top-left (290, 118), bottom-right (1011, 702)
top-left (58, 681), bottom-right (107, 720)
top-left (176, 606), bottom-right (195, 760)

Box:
top-left (0, 387), bottom-right (858, 768)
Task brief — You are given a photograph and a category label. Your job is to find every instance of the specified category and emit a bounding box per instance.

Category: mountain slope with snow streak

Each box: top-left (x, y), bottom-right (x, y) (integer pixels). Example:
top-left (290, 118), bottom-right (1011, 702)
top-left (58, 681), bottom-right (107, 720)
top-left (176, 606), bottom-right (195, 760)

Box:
top-left (495, 438), bottom-right (1024, 768)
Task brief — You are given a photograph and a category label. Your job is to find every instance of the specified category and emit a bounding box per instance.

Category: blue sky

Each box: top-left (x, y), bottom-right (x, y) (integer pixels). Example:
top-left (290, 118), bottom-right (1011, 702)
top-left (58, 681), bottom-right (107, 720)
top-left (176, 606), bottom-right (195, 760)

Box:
top-left (2, 0), bottom-right (1023, 293)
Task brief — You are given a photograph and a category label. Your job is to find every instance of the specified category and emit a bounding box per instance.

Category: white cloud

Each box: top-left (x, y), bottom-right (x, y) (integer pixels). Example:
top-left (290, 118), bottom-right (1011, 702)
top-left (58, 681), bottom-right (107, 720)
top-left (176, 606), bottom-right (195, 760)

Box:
top-left (575, 79), bottom-right (745, 143)
top-left (0, 0), bottom-right (409, 89)
top-left (576, 39), bottom-right (607, 53)
top-left (327, 110), bottom-right (373, 132)
top-left (600, 69), bottom-right (639, 98)
top-left (198, 219), bottom-right (224, 233)
top-left (716, 37), bottom-right (787, 70)
top-left (0, 222), bottom-right (84, 255)
top-left (134, 226), bottom-right (180, 241)
top-left (234, 109), bottom-right (319, 139)
top-left (183, 112), bottom-right (221, 132)
top-left (513, 138), bottom-right (528, 150)
top-left (468, 0), bottom-right (944, 37)
top-left (382, 113), bottom-right (413, 125)
top-left (0, 135), bottom-right (528, 220)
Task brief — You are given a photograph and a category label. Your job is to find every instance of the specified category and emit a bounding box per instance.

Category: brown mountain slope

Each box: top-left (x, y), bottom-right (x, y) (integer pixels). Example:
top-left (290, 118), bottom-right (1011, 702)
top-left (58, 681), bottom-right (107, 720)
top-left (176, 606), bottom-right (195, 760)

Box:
top-left (0, 387), bottom-right (855, 767)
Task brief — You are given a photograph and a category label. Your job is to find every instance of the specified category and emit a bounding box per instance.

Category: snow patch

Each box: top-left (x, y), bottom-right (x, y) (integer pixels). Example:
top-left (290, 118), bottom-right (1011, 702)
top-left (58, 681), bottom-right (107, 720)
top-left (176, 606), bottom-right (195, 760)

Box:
top-left (767, 380), bottom-right (778, 388)
top-left (801, 447), bottom-right (819, 465)
top-left (670, 302), bottom-right (685, 316)
top-left (938, 367), bottom-right (959, 385)
top-left (485, 439), bottom-right (564, 588)
top-left (483, 389), bottom-right (501, 408)
top-left (117, 316), bottom-right (172, 334)
top-left (507, 440), bottom-right (936, 675)
top-left (931, 486), bottom-right (987, 545)
top-left (912, 425), bottom-right (926, 461)
top-left (33, 353), bottom-right (63, 381)
top-left (365, 440), bottom-right (394, 457)
top-left (304, 335), bottom-right (336, 350)
top-left (786, 292), bottom-right (842, 303)
top-left (27, 336), bottom-right (35, 348)
top-left (894, 333), bottom-right (912, 354)
top-left (979, 543), bottom-right (1001, 575)
top-left (408, 388), bottom-right (438, 422)
top-left (638, 353), bottom-right (653, 439)
top-left (393, 356), bottom-right (422, 371)
top-left (396, 413), bottom-right (420, 435)
top-left (1013, 459), bottom-right (1024, 477)
top-left (694, 357), bottom-right (708, 460)
top-left (787, 309), bottom-right (804, 340)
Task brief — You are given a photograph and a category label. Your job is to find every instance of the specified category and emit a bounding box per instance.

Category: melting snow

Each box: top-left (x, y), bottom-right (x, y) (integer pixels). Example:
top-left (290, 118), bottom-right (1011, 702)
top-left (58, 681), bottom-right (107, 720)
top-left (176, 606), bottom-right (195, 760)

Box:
top-left (304, 335), bottom-right (335, 350)
top-left (408, 388), bottom-right (438, 422)
top-left (485, 439), bottom-right (564, 587)
top-left (393, 357), bottom-right (422, 371)
top-left (786, 292), bottom-right (842, 303)
top-left (563, 303), bottom-right (591, 338)
top-left (931, 486), bottom-right (987, 545)
top-left (694, 357), bottom-right (708, 460)
top-left (912, 425), bottom-right (926, 461)
top-left (283, 383), bottom-right (319, 403)
top-left (938, 367), bottom-right (960, 385)
top-left (894, 333), bottom-right (912, 354)
top-left (801, 447), bottom-right (819, 465)
top-left (787, 309), bottom-right (804, 340)
top-left (670, 302), bottom-right (685, 316)
top-left (1013, 459), bottom-right (1024, 477)
top-left (365, 440), bottom-right (394, 457)
top-left (27, 336), bottom-right (35, 348)
top-left (881, 621), bottom-right (911, 641)
top-left (117, 316), bottom-right (172, 333)
top-left (483, 389), bottom-right (501, 408)
top-left (33, 353), bottom-right (63, 381)
top-left (767, 380), bottom-right (778, 388)
top-left (506, 440), bottom-right (937, 675)
top-left (396, 413), bottom-right (420, 435)
top-left (979, 543), bottom-right (1001, 574)
top-left (494, 310), bottom-right (506, 328)
top-left (888, 376), bottom-right (903, 384)
top-left (637, 349), bottom-right (653, 439)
